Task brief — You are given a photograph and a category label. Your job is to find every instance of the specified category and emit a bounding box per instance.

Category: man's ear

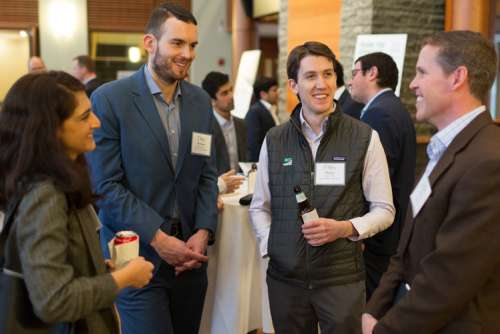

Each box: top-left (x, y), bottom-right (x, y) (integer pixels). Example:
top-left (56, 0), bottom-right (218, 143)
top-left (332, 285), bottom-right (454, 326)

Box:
top-left (368, 66), bottom-right (379, 82)
top-left (143, 34), bottom-right (156, 55)
top-left (288, 79), bottom-right (298, 95)
top-left (450, 65), bottom-right (468, 92)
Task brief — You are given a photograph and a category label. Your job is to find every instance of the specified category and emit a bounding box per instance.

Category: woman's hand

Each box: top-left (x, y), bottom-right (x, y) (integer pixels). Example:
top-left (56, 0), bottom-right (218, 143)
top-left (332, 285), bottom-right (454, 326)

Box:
top-left (111, 257), bottom-right (154, 290)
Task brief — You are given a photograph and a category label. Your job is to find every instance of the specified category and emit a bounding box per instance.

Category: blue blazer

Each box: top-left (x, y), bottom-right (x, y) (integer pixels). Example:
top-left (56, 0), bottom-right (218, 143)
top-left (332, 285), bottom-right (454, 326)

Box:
top-left (87, 66), bottom-right (218, 266)
top-left (245, 100), bottom-right (277, 162)
top-left (361, 90), bottom-right (416, 256)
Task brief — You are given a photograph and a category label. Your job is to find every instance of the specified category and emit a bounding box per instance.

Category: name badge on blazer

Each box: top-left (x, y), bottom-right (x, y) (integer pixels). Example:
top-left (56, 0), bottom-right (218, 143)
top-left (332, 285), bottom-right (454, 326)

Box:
top-left (191, 132), bottom-right (212, 157)
top-left (410, 175), bottom-right (432, 218)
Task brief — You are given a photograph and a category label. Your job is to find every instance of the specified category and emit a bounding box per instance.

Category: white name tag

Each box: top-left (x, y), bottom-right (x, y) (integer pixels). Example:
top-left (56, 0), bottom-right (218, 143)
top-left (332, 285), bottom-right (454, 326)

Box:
top-left (410, 176), bottom-right (432, 218)
top-left (315, 162), bottom-right (345, 186)
top-left (191, 132), bottom-right (212, 157)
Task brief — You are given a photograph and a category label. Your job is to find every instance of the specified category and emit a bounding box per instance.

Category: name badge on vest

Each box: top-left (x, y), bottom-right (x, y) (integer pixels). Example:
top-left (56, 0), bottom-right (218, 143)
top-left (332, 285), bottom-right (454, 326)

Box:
top-left (191, 132), bottom-right (212, 157)
top-left (315, 162), bottom-right (345, 186)
top-left (410, 175), bottom-right (432, 218)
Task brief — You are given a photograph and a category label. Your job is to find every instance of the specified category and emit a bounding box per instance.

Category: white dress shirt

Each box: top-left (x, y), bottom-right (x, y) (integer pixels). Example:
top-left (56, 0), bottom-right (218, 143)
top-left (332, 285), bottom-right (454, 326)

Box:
top-left (260, 99), bottom-right (280, 126)
top-left (213, 110), bottom-right (239, 171)
top-left (334, 85), bottom-right (346, 101)
top-left (360, 88), bottom-right (392, 119)
top-left (249, 108), bottom-right (395, 257)
top-left (410, 106), bottom-right (486, 217)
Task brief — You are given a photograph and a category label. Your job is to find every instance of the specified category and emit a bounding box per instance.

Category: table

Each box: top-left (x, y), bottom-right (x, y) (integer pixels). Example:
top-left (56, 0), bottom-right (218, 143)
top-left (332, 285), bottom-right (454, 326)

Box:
top-left (199, 188), bottom-right (274, 334)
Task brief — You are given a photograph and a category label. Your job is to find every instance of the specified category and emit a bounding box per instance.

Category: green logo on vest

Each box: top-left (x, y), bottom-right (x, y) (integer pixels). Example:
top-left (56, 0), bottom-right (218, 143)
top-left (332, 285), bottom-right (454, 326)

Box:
top-left (282, 157), bottom-right (293, 166)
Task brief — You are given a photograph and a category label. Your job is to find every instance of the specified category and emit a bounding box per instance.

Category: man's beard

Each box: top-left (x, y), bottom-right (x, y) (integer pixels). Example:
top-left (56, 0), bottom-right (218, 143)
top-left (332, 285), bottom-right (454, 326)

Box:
top-left (151, 50), bottom-right (188, 85)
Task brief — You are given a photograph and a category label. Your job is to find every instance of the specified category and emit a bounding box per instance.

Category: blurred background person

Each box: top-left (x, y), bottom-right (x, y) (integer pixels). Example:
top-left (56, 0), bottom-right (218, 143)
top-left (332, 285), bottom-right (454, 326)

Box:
top-left (334, 59), bottom-right (364, 119)
top-left (349, 52), bottom-right (416, 300)
top-left (0, 71), bottom-right (153, 333)
top-left (202, 71), bottom-right (246, 194)
top-left (71, 55), bottom-right (102, 97)
top-left (245, 77), bottom-right (279, 162)
top-left (27, 56), bottom-right (46, 73)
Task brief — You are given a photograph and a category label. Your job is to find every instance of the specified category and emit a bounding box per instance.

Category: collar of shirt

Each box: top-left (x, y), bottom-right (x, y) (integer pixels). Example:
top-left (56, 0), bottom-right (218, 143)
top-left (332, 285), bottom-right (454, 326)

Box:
top-left (299, 104), bottom-right (336, 142)
top-left (213, 110), bottom-right (233, 129)
top-left (334, 85), bottom-right (346, 100)
top-left (144, 65), bottom-right (182, 103)
top-left (360, 88), bottom-right (392, 116)
top-left (83, 74), bottom-right (97, 85)
top-left (259, 99), bottom-right (273, 111)
top-left (427, 105), bottom-right (486, 161)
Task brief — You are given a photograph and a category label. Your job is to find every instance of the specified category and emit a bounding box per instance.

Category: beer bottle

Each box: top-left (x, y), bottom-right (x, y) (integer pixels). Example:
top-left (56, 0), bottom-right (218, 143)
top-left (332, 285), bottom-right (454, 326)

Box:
top-left (293, 185), bottom-right (319, 224)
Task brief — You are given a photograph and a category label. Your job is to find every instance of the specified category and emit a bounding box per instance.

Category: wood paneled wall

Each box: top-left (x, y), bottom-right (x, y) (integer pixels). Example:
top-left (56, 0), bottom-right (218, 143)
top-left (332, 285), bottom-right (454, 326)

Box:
top-left (0, 0), bottom-right (191, 31)
top-left (286, 0), bottom-right (342, 112)
top-left (0, 0), bottom-right (38, 28)
top-left (88, 0), bottom-right (191, 32)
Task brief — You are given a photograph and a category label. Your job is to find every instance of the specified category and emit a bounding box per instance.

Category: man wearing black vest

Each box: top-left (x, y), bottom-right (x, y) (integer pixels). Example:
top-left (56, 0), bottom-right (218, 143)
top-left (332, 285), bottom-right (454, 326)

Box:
top-left (249, 41), bottom-right (395, 334)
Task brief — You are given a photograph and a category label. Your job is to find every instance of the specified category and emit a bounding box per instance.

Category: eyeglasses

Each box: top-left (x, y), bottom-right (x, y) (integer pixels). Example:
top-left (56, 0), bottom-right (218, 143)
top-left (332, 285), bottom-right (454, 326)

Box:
top-left (351, 69), bottom-right (362, 77)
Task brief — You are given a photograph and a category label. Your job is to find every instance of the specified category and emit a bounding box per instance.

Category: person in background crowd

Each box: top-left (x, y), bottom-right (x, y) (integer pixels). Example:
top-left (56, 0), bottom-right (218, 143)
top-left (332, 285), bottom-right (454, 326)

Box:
top-left (250, 41), bottom-right (395, 334)
top-left (27, 56), bottom-right (46, 73)
top-left (349, 52), bottom-right (416, 300)
top-left (86, 3), bottom-right (218, 334)
top-left (245, 76), bottom-right (280, 161)
top-left (202, 71), bottom-right (246, 194)
top-left (0, 71), bottom-right (153, 333)
top-left (71, 55), bottom-right (102, 97)
top-left (363, 30), bottom-right (500, 334)
top-left (334, 59), bottom-right (364, 119)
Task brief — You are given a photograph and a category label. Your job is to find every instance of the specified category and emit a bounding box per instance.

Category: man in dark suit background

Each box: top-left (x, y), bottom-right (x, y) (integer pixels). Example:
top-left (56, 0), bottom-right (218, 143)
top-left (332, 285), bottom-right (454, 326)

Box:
top-left (349, 52), bottom-right (416, 300)
top-left (202, 71), bottom-right (246, 194)
top-left (87, 4), bottom-right (218, 334)
top-left (245, 77), bottom-right (279, 161)
top-left (362, 30), bottom-right (500, 334)
top-left (334, 59), bottom-right (364, 119)
top-left (71, 55), bottom-right (102, 97)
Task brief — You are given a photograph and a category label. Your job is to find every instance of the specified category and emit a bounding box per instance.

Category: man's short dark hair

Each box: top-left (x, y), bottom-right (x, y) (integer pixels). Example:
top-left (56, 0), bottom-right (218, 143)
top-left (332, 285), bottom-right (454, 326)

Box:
top-left (201, 71), bottom-right (229, 99)
top-left (253, 77), bottom-right (277, 99)
top-left (355, 52), bottom-right (398, 91)
top-left (334, 60), bottom-right (345, 87)
top-left (145, 3), bottom-right (197, 38)
top-left (73, 55), bottom-right (95, 73)
top-left (287, 41), bottom-right (336, 82)
top-left (422, 30), bottom-right (498, 101)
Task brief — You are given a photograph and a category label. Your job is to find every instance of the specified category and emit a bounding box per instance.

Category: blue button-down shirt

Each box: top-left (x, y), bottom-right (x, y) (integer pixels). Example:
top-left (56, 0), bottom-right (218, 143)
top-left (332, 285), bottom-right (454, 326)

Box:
top-left (144, 66), bottom-right (182, 170)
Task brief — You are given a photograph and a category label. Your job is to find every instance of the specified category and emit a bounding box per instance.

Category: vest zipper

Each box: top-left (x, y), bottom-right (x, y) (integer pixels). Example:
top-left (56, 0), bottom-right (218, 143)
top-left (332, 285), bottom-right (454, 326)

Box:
top-left (306, 138), bottom-right (316, 290)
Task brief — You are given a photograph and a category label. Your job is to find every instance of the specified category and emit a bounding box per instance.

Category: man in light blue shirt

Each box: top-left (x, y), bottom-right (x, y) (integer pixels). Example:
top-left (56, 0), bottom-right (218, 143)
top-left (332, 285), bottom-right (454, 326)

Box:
top-left (363, 30), bottom-right (500, 334)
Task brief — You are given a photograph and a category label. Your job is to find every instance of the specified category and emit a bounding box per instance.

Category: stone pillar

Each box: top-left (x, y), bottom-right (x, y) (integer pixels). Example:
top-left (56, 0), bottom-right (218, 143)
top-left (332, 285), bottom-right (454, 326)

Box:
top-left (231, 0), bottom-right (256, 79)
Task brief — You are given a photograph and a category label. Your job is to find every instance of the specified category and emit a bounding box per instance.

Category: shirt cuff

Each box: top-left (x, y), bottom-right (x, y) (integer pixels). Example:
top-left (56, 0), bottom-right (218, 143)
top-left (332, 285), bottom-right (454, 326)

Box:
top-left (217, 177), bottom-right (227, 194)
top-left (257, 234), bottom-right (269, 258)
top-left (348, 217), bottom-right (372, 241)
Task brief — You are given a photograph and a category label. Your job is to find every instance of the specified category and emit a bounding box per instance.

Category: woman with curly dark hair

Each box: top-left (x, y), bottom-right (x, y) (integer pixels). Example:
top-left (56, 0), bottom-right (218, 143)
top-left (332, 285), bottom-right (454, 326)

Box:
top-left (0, 71), bottom-right (154, 333)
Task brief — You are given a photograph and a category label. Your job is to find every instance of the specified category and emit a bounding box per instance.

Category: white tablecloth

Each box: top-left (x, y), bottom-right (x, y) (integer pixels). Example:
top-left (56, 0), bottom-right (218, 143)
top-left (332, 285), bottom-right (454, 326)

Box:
top-left (199, 188), bottom-right (274, 334)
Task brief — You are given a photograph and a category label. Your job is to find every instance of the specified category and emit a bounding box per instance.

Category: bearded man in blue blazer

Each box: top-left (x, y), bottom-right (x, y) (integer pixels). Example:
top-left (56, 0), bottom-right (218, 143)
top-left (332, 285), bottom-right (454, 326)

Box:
top-left (87, 4), bottom-right (218, 334)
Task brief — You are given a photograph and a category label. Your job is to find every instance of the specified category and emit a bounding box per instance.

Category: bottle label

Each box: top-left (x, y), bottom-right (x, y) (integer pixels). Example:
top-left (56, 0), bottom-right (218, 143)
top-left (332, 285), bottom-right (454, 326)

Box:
top-left (302, 209), bottom-right (319, 224)
top-left (295, 193), bottom-right (306, 202)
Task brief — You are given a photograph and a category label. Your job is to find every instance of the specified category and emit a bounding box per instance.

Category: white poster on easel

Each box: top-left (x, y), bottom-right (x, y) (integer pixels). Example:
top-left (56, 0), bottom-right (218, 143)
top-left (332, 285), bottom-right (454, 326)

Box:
top-left (232, 50), bottom-right (262, 119)
top-left (353, 34), bottom-right (408, 96)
